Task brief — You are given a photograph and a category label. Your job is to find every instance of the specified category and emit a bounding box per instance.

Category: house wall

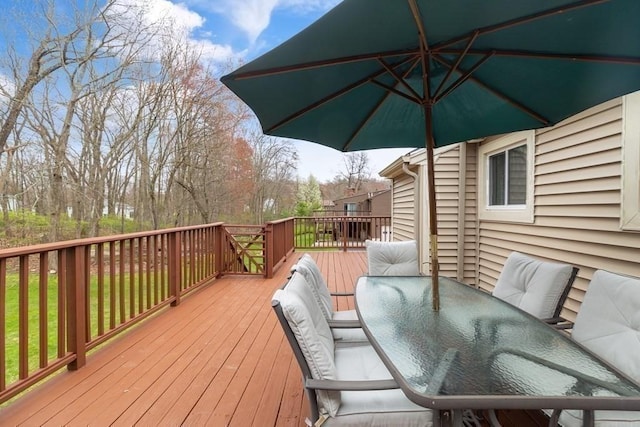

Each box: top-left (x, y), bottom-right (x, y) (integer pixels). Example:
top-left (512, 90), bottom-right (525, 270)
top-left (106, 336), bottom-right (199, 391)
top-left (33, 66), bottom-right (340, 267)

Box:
top-left (390, 172), bottom-right (418, 241)
top-left (427, 145), bottom-right (477, 284)
top-left (382, 95), bottom-right (640, 323)
top-left (476, 97), bottom-right (640, 322)
top-left (370, 190), bottom-right (391, 217)
top-left (383, 146), bottom-right (477, 280)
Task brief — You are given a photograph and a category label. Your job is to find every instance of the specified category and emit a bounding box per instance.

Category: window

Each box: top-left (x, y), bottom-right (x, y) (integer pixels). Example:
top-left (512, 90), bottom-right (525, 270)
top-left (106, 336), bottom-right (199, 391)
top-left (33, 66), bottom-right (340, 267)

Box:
top-left (478, 130), bottom-right (534, 223)
top-left (344, 202), bottom-right (357, 216)
top-left (622, 90), bottom-right (640, 231)
top-left (488, 145), bottom-right (527, 207)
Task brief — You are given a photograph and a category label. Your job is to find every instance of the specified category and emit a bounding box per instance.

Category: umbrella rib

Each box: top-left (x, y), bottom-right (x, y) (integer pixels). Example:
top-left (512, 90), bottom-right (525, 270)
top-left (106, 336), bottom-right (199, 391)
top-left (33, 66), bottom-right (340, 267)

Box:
top-left (226, 48), bottom-right (421, 80)
top-left (438, 49), bottom-right (640, 66)
top-left (433, 52), bottom-right (494, 105)
top-left (435, 0), bottom-right (611, 51)
top-left (433, 30), bottom-right (479, 99)
top-left (369, 79), bottom-right (421, 105)
top-left (342, 58), bottom-right (422, 151)
top-left (377, 58), bottom-right (422, 101)
top-left (265, 56), bottom-right (418, 134)
top-left (433, 55), bottom-right (551, 126)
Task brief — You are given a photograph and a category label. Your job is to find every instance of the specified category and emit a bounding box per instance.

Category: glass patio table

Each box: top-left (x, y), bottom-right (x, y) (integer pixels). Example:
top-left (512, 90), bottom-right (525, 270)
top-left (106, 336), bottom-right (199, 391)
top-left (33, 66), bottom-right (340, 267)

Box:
top-left (354, 275), bottom-right (640, 427)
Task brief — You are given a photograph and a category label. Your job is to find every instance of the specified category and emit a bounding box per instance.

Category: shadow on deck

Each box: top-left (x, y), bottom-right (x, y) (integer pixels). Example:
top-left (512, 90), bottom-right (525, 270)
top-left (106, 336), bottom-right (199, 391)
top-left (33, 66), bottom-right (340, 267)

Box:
top-left (0, 250), bottom-right (546, 426)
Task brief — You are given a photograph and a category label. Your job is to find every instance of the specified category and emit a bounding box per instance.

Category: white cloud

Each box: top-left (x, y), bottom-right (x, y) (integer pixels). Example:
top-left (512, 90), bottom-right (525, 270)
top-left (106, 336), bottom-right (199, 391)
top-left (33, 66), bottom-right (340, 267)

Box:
top-left (110, 0), bottom-right (239, 66)
top-left (198, 0), bottom-right (340, 44)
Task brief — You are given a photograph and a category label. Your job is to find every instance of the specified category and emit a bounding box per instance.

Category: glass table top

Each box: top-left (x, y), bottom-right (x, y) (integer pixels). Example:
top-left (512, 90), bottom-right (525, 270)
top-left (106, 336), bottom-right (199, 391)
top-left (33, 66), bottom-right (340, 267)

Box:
top-left (355, 275), bottom-right (640, 411)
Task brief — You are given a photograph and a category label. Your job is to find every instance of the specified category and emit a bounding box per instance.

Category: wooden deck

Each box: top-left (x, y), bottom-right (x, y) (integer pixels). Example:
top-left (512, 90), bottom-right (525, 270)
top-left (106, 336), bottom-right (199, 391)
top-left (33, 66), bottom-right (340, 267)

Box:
top-left (0, 251), bottom-right (546, 427)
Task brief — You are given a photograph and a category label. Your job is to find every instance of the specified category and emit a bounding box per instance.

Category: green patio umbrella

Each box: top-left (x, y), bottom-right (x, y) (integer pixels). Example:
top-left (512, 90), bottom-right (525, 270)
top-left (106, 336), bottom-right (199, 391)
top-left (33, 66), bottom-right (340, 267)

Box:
top-left (221, 0), bottom-right (640, 310)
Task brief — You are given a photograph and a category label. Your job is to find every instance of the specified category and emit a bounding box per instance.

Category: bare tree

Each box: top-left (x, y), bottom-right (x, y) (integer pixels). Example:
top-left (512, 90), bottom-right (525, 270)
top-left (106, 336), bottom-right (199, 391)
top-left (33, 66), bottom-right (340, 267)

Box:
top-left (341, 152), bottom-right (371, 194)
top-left (247, 133), bottom-right (298, 224)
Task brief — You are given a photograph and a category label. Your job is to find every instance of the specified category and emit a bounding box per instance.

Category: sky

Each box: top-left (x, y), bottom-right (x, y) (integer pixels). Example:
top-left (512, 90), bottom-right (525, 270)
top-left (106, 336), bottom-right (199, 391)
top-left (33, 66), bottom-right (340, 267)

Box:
top-left (158, 0), bottom-right (414, 182)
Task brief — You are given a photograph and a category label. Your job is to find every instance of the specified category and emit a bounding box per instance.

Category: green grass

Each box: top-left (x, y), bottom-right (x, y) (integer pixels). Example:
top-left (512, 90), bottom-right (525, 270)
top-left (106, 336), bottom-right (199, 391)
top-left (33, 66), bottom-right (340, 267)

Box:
top-left (2, 270), bottom-right (170, 385)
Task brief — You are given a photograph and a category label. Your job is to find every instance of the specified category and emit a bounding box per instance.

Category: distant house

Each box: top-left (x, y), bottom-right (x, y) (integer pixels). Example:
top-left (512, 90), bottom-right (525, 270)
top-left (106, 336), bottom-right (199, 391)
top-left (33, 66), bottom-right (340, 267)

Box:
top-left (380, 91), bottom-right (640, 322)
top-left (332, 189), bottom-right (391, 217)
top-left (314, 189), bottom-right (392, 242)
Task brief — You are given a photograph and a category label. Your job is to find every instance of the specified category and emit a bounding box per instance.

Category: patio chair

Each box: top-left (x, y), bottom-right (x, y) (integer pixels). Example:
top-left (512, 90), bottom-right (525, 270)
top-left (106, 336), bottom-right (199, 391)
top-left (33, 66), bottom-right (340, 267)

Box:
top-left (271, 271), bottom-right (433, 426)
top-left (549, 270), bottom-right (640, 427)
top-left (492, 252), bottom-right (578, 322)
top-left (292, 254), bottom-right (367, 343)
top-left (365, 239), bottom-right (420, 276)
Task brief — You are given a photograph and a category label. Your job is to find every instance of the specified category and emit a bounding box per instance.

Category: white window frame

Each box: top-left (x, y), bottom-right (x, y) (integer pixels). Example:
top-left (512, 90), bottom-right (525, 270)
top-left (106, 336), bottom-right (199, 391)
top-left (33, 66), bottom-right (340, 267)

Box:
top-left (622, 90), bottom-right (640, 231)
top-left (478, 130), bottom-right (535, 223)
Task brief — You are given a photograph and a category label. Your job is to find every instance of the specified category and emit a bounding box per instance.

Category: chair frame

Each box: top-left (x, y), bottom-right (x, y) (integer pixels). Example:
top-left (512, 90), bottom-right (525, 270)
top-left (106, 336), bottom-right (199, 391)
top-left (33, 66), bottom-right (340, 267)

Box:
top-left (272, 297), bottom-right (399, 423)
top-left (543, 266), bottom-right (579, 328)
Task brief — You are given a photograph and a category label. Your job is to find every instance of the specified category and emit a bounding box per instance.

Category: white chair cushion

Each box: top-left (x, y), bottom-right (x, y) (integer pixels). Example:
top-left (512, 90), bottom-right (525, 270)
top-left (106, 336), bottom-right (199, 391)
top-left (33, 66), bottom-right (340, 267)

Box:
top-left (294, 256), bottom-right (367, 342)
top-left (572, 270), bottom-right (640, 381)
top-left (366, 240), bottom-right (420, 276)
top-left (558, 409), bottom-right (640, 427)
top-left (295, 254), bottom-right (334, 320)
top-left (558, 270), bottom-right (640, 426)
top-left (326, 343), bottom-right (432, 426)
top-left (332, 310), bottom-right (368, 344)
top-left (492, 252), bottom-right (573, 319)
top-left (275, 276), bottom-right (341, 416)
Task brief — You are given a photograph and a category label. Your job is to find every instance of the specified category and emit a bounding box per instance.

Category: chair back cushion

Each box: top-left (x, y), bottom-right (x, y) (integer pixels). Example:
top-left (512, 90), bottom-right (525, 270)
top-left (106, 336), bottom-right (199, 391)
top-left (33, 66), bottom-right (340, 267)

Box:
top-left (572, 270), bottom-right (640, 383)
top-left (492, 252), bottom-right (573, 319)
top-left (365, 240), bottom-right (420, 276)
top-left (558, 270), bottom-right (640, 427)
top-left (276, 273), bottom-right (341, 416)
top-left (294, 254), bottom-right (334, 320)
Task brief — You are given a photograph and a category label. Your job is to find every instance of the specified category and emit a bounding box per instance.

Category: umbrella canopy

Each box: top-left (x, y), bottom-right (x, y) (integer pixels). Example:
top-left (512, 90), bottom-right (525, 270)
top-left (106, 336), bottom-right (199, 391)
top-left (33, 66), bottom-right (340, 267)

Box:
top-left (221, 0), bottom-right (640, 309)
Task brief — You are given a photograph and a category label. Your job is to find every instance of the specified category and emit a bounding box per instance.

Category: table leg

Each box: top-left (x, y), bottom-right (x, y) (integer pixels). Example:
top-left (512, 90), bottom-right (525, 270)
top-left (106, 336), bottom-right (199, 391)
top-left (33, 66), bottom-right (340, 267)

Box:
top-left (435, 409), bottom-right (464, 427)
top-left (451, 409), bottom-right (464, 426)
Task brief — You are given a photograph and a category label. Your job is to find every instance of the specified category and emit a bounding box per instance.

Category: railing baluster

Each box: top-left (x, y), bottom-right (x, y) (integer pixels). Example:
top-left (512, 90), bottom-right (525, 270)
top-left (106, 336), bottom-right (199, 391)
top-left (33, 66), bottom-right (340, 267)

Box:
top-left (129, 239), bottom-right (135, 319)
top-left (39, 253), bottom-right (48, 369)
top-left (109, 242), bottom-right (116, 330)
top-left (18, 255), bottom-right (28, 380)
top-left (57, 250), bottom-right (66, 359)
top-left (0, 258), bottom-right (6, 391)
top-left (97, 243), bottom-right (105, 337)
top-left (119, 240), bottom-right (125, 325)
top-left (84, 246), bottom-right (91, 342)
top-left (161, 234), bottom-right (166, 301)
top-left (146, 236), bottom-right (151, 310)
top-left (138, 237), bottom-right (143, 315)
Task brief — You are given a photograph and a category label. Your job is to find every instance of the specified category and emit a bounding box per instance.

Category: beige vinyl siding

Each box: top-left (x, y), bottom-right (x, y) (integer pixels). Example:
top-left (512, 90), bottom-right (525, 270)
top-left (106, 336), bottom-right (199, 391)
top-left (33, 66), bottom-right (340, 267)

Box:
top-left (428, 145), bottom-right (478, 285)
top-left (391, 173), bottom-right (417, 241)
top-left (462, 145), bottom-right (478, 285)
top-left (477, 97), bottom-right (640, 322)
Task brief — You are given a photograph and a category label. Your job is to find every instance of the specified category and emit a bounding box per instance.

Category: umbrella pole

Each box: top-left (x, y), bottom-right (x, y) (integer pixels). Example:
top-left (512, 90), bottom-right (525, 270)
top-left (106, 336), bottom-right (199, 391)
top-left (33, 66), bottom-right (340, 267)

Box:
top-left (424, 103), bottom-right (440, 311)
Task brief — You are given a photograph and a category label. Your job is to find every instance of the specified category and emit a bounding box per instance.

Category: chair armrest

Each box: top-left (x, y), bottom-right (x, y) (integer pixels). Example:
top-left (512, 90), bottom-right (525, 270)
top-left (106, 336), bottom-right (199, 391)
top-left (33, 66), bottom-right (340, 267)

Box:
top-left (327, 319), bottom-right (362, 329)
top-left (306, 378), bottom-right (398, 391)
top-left (543, 316), bottom-right (574, 330)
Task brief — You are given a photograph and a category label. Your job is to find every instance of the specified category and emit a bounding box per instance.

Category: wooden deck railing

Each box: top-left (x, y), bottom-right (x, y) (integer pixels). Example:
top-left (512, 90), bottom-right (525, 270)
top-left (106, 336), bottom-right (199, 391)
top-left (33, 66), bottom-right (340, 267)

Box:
top-left (294, 216), bottom-right (392, 250)
top-left (0, 215), bottom-right (381, 404)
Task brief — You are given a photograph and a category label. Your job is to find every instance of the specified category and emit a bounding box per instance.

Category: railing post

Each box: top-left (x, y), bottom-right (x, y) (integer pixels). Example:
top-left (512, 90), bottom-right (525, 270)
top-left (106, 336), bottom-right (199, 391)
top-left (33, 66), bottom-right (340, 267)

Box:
top-left (265, 222), bottom-right (274, 278)
top-left (66, 246), bottom-right (86, 371)
top-left (215, 224), bottom-right (224, 277)
top-left (168, 231), bottom-right (182, 307)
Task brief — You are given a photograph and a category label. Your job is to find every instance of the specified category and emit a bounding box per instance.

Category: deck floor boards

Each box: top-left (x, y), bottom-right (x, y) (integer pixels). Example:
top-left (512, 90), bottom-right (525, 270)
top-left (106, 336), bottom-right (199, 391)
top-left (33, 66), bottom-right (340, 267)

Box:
top-left (0, 250), bottom-right (542, 427)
